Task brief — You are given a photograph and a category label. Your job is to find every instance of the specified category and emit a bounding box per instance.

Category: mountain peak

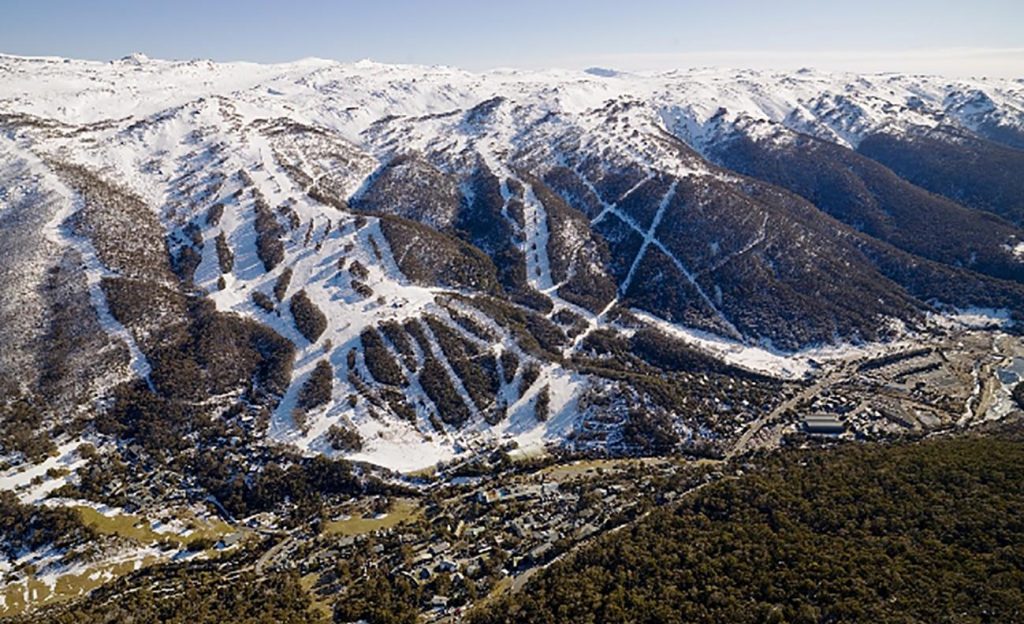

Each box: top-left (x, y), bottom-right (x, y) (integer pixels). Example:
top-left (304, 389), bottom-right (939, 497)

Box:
top-left (118, 51), bottom-right (150, 64)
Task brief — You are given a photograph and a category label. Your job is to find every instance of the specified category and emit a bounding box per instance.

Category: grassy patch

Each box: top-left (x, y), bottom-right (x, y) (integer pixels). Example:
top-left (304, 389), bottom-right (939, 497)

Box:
top-left (537, 457), bottom-right (680, 482)
top-left (402, 465), bottom-right (437, 478)
top-left (323, 498), bottom-right (420, 537)
top-left (74, 506), bottom-right (235, 546)
top-left (300, 572), bottom-right (333, 621)
top-left (0, 555), bottom-right (158, 617)
top-left (2, 506), bottom-right (236, 617)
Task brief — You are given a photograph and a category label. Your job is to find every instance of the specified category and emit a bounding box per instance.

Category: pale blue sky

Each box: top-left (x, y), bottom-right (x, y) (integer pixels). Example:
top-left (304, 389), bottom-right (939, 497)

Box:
top-left (2, 0), bottom-right (1022, 75)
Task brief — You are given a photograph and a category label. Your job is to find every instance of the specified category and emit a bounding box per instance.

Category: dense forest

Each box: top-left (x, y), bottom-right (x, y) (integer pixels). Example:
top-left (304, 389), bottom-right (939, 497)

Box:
top-left (471, 432), bottom-right (1024, 624)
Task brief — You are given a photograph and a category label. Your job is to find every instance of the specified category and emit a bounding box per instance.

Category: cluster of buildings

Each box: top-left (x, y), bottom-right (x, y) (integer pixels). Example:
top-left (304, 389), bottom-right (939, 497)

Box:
top-left (301, 458), bottom-right (707, 619)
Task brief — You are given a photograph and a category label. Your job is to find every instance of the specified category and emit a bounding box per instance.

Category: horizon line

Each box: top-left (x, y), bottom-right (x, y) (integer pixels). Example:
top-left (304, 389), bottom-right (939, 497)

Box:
top-left (2, 46), bottom-right (1021, 80)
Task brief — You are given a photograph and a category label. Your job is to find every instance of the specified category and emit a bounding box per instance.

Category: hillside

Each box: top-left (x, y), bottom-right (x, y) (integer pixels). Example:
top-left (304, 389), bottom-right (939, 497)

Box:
top-left (2, 55), bottom-right (1023, 472)
top-left (2, 54), bottom-right (1024, 617)
top-left (470, 432), bottom-right (1024, 624)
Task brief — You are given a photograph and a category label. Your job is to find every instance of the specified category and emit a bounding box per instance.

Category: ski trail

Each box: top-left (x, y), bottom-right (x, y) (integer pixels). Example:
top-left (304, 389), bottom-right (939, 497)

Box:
top-left (519, 182), bottom-right (555, 292)
top-left (222, 127), bottom-right (447, 444)
top-left (418, 318), bottom-right (483, 422)
top-left (2, 137), bottom-right (157, 386)
top-left (474, 142), bottom-right (554, 292)
top-left (478, 144), bottom-right (600, 338)
top-left (697, 212), bottom-right (769, 276)
top-left (607, 204), bottom-right (736, 334)
top-left (441, 298), bottom-right (547, 428)
top-left (589, 172), bottom-right (654, 225)
top-left (573, 168), bottom-right (742, 340)
top-left (378, 326), bottom-right (449, 439)
top-left (497, 177), bottom-right (525, 239)
top-left (476, 147), bottom-right (525, 240)
top-left (47, 197), bottom-right (155, 385)
top-left (620, 180), bottom-right (678, 293)
top-left (566, 296), bottom-right (620, 355)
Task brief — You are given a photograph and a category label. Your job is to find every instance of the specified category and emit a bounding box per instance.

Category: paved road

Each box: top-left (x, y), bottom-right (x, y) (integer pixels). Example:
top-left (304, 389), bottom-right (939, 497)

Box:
top-left (254, 532), bottom-right (296, 575)
top-left (727, 361), bottom-right (860, 459)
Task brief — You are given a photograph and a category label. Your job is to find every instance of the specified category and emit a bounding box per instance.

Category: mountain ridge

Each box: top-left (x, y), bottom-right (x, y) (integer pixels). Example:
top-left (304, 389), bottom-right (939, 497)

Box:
top-left (1, 53), bottom-right (1022, 475)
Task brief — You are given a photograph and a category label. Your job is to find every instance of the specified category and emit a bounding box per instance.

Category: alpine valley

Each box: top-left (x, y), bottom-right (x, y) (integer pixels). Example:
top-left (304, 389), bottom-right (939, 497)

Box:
top-left (2, 53), bottom-right (1024, 622)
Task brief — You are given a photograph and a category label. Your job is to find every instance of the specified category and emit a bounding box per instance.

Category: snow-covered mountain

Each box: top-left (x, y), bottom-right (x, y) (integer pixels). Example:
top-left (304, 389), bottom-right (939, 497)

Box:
top-left (2, 53), bottom-right (1023, 473)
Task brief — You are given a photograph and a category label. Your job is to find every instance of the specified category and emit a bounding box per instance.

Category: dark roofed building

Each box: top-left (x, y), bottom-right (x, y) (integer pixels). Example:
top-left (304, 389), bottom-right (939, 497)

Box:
top-left (803, 414), bottom-right (845, 435)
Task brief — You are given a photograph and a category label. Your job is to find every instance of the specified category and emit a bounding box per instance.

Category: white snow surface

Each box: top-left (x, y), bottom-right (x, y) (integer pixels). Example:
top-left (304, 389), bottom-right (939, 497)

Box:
top-left (2, 53), bottom-right (1022, 152)
top-left (3, 54), bottom-right (1022, 472)
top-left (632, 310), bottom-right (917, 381)
top-left (0, 441), bottom-right (87, 503)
